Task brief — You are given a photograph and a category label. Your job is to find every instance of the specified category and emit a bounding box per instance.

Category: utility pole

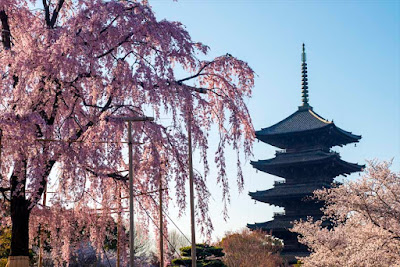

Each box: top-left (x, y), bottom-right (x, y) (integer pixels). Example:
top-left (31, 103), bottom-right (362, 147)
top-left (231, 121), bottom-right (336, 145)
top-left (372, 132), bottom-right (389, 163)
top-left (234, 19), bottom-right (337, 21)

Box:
top-left (159, 171), bottom-right (164, 267)
top-left (187, 112), bottom-right (196, 267)
top-left (0, 128), bottom-right (2, 173)
top-left (119, 116), bottom-right (154, 267)
top-left (128, 120), bottom-right (135, 267)
top-left (38, 185), bottom-right (47, 267)
top-left (185, 88), bottom-right (206, 267)
top-left (117, 185), bottom-right (121, 267)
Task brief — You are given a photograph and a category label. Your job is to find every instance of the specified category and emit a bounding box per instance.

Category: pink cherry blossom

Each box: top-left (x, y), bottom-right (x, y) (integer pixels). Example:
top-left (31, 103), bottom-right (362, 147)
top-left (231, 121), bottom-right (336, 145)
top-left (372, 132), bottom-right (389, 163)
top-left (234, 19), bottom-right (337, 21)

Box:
top-left (292, 160), bottom-right (400, 266)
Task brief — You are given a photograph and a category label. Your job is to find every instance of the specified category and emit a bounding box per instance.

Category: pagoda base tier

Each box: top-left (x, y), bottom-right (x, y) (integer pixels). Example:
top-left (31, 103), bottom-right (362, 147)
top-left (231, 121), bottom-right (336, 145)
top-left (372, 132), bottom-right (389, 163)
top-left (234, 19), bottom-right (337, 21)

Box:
top-left (281, 251), bottom-right (310, 265)
top-left (247, 224), bottom-right (310, 264)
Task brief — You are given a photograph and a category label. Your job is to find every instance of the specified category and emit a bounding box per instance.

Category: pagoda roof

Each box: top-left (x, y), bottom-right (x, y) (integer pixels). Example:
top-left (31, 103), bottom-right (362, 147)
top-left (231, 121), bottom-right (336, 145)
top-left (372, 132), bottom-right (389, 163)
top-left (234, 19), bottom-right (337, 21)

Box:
top-left (255, 107), bottom-right (361, 148)
top-left (258, 107), bottom-right (330, 135)
top-left (253, 149), bottom-right (336, 166)
top-left (249, 182), bottom-right (330, 204)
top-left (251, 149), bottom-right (364, 178)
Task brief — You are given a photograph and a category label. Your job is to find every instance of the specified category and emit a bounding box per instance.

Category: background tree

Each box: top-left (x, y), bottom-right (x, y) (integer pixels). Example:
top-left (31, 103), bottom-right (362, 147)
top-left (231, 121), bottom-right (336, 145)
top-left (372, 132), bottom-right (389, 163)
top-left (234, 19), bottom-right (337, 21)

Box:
top-left (171, 243), bottom-right (226, 267)
top-left (218, 228), bottom-right (284, 267)
top-left (0, 0), bottom-right (254, 264)
top-left (166, 230), bottom-right (191, 262)
top-left (292, 160), bottom-right (400, 266)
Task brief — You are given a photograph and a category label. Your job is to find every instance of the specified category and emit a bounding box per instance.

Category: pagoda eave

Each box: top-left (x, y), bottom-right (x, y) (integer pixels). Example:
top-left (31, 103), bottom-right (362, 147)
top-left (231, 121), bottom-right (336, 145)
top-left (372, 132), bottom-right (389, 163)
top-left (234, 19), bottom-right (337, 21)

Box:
top-left (251, 154), bottom-right (364, 179)
top-left (249, 182), bottom-right (331, 204)
top-left (256, 123), bottom-right (361, 149)
top-left (247, 220), bottom-right (292, 231)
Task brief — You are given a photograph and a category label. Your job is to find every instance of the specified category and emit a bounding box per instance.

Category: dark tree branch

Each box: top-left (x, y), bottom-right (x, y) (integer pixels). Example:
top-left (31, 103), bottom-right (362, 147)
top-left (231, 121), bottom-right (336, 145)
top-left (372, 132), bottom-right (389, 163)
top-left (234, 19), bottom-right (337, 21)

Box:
top-left (28, 160), bottom-right (56, 211)
top-left (50, 0), bottom-right (64, 28)
top-left (0, 10), bottom-right (11, 49)
top-left (0, 186), bottom-right (10, 202)
top-left (176, 61), bottom-right (213, 84)
top-left (10, 159), bottom-right (27, 202)
top-left (48, 80), bottom-right (62, 125)
top-left (68, 94), bottom-right (113, 143)
top-left (85, 167), bottom-right (128, 182)
top-left (33, 78), bottom-right (62, 125)
top-left (42, 0), bottom-right (51, 26)
top-left (99, 14), bottom-right (120, 35)
top-left (97, 32), bottom-right (134, 58)
top-left (43, 0), bottom-right (65, 28)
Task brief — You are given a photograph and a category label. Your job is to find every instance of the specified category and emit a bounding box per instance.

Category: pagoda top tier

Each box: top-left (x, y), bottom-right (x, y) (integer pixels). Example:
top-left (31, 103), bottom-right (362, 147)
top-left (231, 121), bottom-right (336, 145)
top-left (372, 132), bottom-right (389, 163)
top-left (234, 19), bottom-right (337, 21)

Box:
top-left (256, 44), bottom-right (361, 149)
top-left (256, 107), bottom-right (361, 149)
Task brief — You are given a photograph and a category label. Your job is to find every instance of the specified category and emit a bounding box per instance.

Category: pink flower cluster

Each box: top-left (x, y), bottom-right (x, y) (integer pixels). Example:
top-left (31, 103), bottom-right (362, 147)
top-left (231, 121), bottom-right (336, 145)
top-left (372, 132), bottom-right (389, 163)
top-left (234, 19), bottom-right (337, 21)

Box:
top-left (292, 161), bottom-right (400, 266)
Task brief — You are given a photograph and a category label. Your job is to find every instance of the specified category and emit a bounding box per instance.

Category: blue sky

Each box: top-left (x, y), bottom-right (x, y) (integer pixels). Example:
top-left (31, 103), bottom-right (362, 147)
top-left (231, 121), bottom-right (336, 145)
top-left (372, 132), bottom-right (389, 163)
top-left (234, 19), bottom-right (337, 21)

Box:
top-left (149, 0), bottom-right (400, 241)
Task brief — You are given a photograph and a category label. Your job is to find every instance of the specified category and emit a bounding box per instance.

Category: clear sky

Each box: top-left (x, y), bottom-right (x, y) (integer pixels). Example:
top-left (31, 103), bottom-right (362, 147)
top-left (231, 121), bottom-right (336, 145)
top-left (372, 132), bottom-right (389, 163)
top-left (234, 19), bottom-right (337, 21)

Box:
top-left (149, 0), bottom-right (400, 241)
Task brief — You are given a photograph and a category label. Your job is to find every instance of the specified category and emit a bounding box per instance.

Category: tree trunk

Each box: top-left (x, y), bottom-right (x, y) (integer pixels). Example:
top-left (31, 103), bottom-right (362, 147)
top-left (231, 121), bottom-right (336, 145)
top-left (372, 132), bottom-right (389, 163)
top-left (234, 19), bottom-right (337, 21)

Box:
top-left (10, 195), bottom-right (30, 256)
top-left (10, 160), bottom-right (30, 257)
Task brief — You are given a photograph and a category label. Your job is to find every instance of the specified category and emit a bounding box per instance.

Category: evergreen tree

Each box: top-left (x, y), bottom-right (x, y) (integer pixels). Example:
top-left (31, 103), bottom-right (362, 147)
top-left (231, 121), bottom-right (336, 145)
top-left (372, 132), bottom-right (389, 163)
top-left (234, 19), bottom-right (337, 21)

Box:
top-left (171, 244), bottom-right (226, 267)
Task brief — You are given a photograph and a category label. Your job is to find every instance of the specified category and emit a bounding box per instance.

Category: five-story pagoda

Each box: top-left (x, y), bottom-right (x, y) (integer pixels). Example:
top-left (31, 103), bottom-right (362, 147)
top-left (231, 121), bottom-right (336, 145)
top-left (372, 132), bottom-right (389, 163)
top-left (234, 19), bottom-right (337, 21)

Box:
top-left (247, 44), bottom-right (364, 263)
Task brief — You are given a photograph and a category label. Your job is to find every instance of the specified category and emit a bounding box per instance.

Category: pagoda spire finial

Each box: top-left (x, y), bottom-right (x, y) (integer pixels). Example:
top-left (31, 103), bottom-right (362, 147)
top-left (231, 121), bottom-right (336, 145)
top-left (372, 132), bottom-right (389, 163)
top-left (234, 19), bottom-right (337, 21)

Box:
top-left (301, 43), bottom-right (310, 108)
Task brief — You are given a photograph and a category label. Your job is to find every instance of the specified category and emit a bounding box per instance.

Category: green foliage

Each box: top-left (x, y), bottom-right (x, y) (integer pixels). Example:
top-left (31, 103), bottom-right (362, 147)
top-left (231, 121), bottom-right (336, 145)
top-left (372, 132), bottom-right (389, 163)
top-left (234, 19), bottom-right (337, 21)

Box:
top-left (171, 258), bottom-right (226, 267)
top-left (0, 227), bottom-right (36, 266)
top-left (171, 244), bottom-right (226, 267)
top-left (294, 260), bottom-right (303, 266)
top-left (103, 225), bottom-right (118, 251)
top-left (0, 258), bottom-right (7, 267)
top-left (0, 227), bottom-right (11, 264)
top-left (180, 244), bottom-right (224, 260)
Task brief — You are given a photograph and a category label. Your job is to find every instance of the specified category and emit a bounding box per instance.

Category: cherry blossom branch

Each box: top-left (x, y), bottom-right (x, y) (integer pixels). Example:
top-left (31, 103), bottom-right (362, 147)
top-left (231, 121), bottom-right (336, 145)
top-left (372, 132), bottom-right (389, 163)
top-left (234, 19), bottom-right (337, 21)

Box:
top-left (357, 189), bottom-right (400, 239)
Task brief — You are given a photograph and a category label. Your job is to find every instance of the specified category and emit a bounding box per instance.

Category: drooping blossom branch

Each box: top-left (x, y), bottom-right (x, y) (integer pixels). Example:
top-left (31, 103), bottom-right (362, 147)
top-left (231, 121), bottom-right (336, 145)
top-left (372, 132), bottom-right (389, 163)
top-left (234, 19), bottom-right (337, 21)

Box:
top-left (0, 0), bottom-right (255, 262)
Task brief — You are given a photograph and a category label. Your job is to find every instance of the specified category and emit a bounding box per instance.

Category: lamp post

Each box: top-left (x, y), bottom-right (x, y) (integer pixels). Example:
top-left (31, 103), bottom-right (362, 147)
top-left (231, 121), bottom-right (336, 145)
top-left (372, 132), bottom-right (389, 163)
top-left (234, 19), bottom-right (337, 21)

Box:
top-left (119, 116), bottom-right (154, 267)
